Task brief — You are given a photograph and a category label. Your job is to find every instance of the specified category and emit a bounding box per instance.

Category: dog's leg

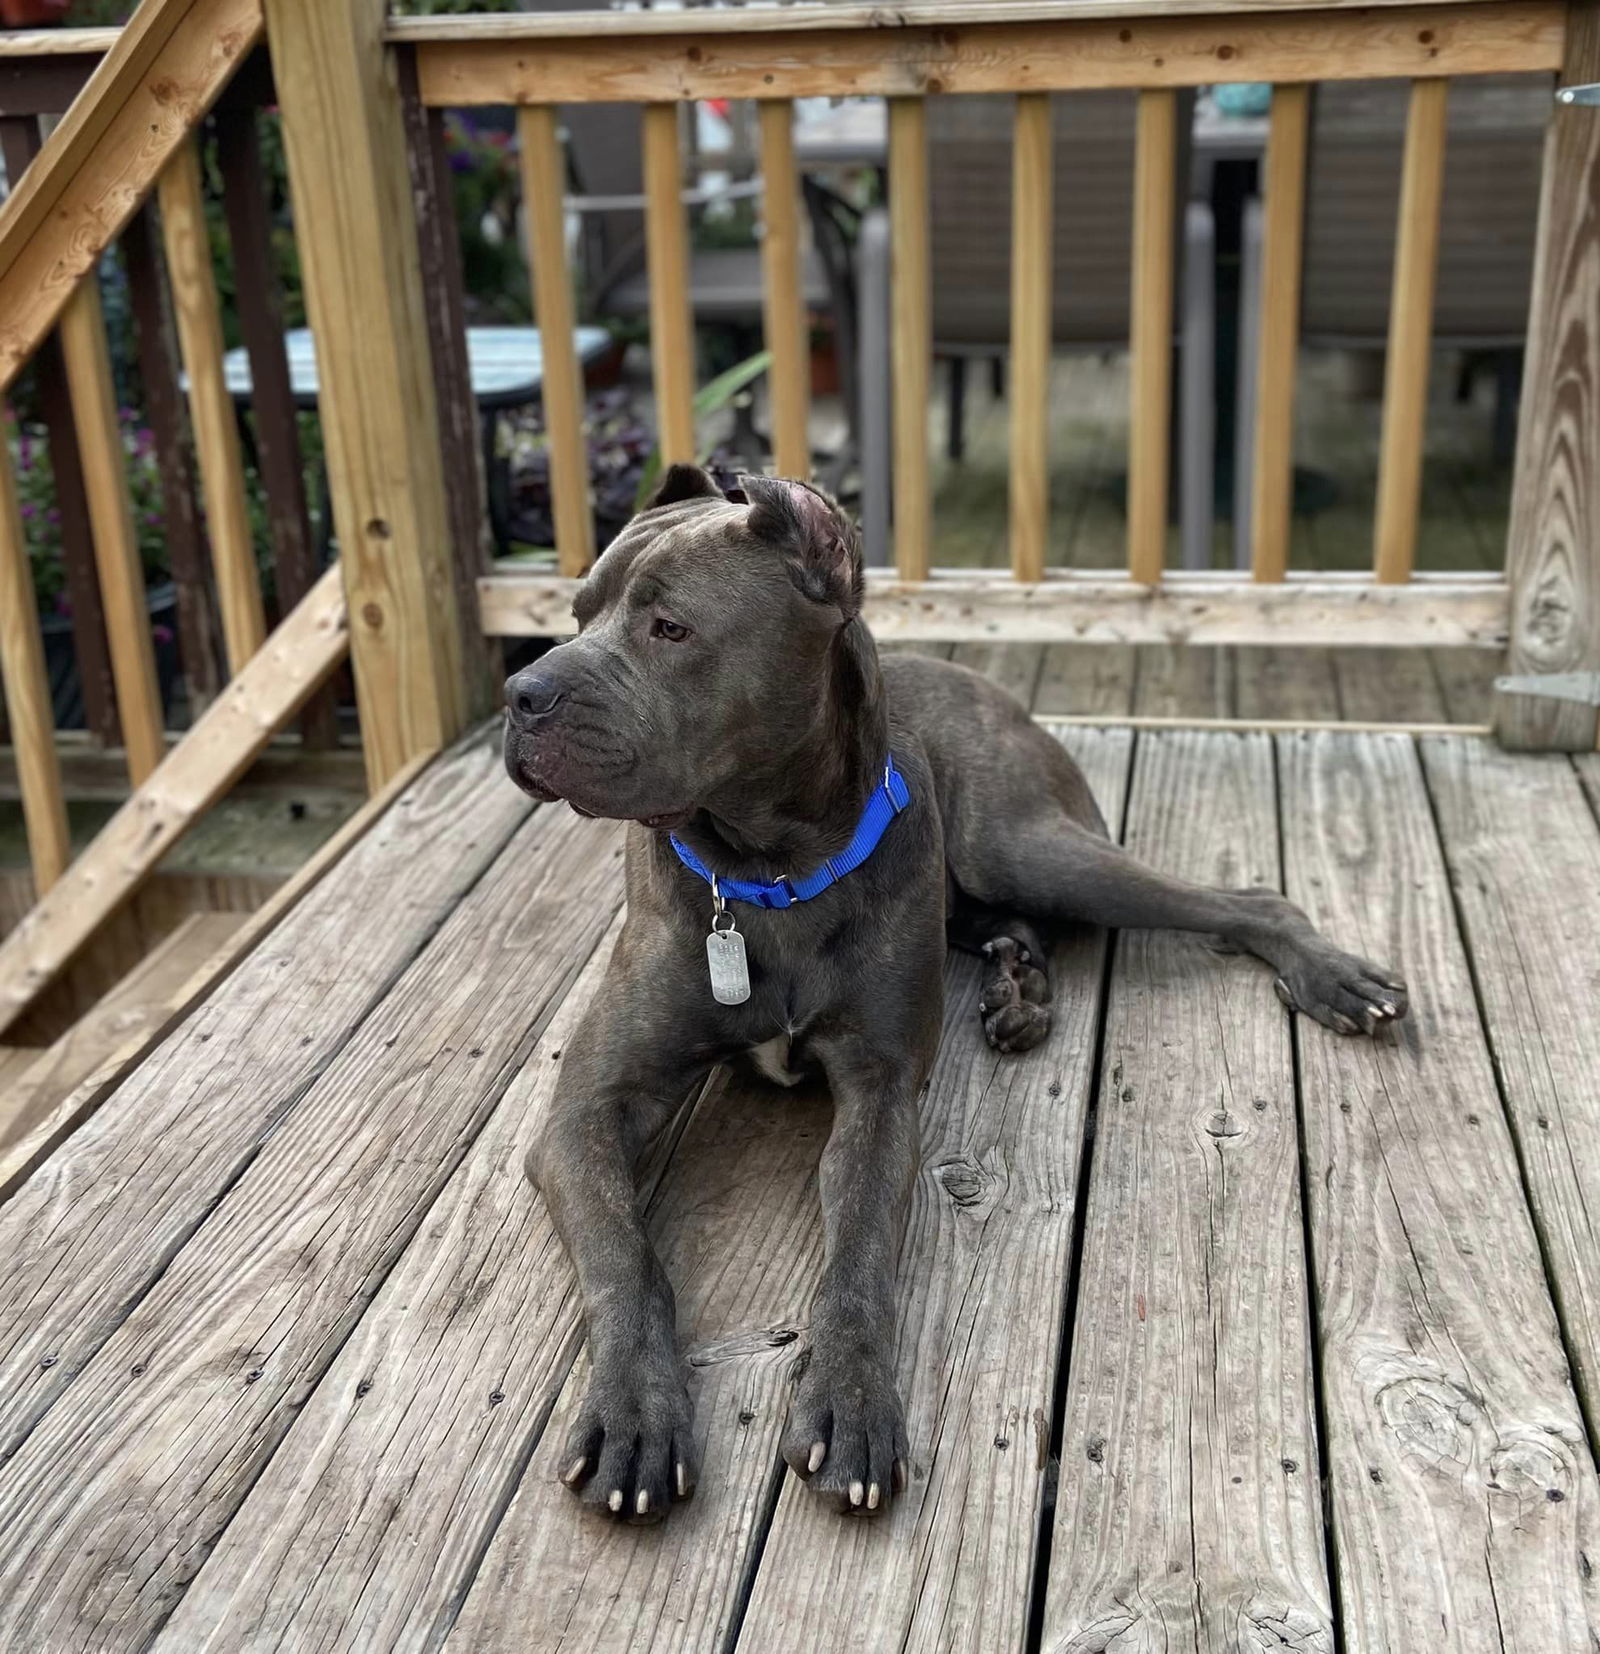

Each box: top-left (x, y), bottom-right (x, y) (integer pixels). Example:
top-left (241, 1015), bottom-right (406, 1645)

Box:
top-left (528, 1038), bottom-right (708, 1524)
top-left (979, 819), bottom-right (1407, 1035)
top-left (783, 1039), bottom-right (920, 1514)
top-left (949, 903), bottom-right (1053, 1053)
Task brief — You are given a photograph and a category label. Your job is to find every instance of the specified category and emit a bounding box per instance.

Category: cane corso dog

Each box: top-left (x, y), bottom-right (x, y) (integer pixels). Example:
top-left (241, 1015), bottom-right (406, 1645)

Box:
top-left (503, 466), bottom-right (1407, 1523)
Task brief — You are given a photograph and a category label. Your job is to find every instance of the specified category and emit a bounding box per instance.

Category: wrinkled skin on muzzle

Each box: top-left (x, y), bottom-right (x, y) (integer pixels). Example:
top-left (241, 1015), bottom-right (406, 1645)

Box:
top-left (502, 466), bottom-right (866, 831)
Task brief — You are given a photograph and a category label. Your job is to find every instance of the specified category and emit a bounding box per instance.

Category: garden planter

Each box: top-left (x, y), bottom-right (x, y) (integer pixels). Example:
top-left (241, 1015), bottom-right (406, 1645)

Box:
top-left (42, 583), bottom-right (182, 731)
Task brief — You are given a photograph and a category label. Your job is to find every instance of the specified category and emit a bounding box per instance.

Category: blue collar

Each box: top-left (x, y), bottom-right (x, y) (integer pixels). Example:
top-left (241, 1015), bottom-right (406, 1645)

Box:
top-left (669, 756), bottom-right (911, 909)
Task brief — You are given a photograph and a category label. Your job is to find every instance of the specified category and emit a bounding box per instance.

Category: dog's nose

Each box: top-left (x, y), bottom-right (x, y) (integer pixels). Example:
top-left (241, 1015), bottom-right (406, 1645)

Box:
top-left (505, 669), bottom-right (566, 730)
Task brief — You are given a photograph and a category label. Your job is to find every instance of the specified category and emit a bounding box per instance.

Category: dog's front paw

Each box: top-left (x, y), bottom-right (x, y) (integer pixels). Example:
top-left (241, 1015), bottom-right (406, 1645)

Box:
top-left (783, 1347), bottom-right (909, 1515)
top-left (558, 1364), bottom-right (698, 1523)
top-left (1275, 946), bottom-right (1408, 1037)
top-left (979, 936), bottom-right (1052, 1054)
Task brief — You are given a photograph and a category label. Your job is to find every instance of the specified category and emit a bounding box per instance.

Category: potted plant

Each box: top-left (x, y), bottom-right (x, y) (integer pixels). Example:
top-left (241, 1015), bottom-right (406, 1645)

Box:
top-left (5, 413), bottom-right (183, 727)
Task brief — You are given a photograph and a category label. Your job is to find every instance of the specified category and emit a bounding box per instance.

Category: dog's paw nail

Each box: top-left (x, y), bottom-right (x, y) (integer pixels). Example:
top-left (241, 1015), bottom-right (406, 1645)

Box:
top-left (675, 1461), bottom-right (690, 1498)
top-left (1331, 1012), bottom-right (1359, 1034)
top-left (561, 1456), bottom-right (588, 1487)
top-left (608, 1488), bottom-right (624, 1514)
top-left (1019, 947), bottom-right (1031, 964)
top-left (981, 941), bottom-right (996, 957)
top-left (867, 1482), bottom-right (881, 1510)
top-left (977, 999), bottom-right (988, 1015)
top-left (849, 1480), bottom-right (865, 1507)
top-left (635, 1490), bottom-right (650, 1517)
top-left (893, 1458), bottom-right (909, 1493)
top-left (808, 1441), bottom-right (826, 1474)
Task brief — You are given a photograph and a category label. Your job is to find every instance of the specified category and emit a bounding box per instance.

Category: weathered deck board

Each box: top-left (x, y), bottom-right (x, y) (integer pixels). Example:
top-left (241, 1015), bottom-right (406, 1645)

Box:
top-left (1042, 732), bottom-right (1332, 1651)
top-left (1278, 732), bottom-right (1600, 1649)
top-left (1132, 645), bottom-right (1234, 717)
top-left (1033, 644), bottom-right (1139, 717)
top-left (1330, 647), bottom-right (1447, 724)
top-left (1422, 738), bottom-right (1600, 1439)
top-left (726, 731), bottom-right (1132, 1654)
top-left (951, 641), bottom-right (1046, 706)
top-left (1429, 648), bottom-right (1498, 725)
top-left (0, 733), bottom-right (529, 1461)
top-left (151, 915), bottom-right (638, 1653)
top-left (0, 805), bottom-right (626, 1649)
top-left (1233, 645), bottom-right (1341, 722)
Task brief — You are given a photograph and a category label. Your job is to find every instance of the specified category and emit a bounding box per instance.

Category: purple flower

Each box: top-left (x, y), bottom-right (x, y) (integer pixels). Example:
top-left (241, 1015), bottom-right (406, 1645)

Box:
top-left (19, 503), bottom-right (35, 520)
top-left (17, 435), bottom-right (33, 467)
top-left (152, 624), bottom-right (175, 646)
top-left (46, 508), bottom-right (60, 524)
top-left (144, 511), bottom-right (163, 528)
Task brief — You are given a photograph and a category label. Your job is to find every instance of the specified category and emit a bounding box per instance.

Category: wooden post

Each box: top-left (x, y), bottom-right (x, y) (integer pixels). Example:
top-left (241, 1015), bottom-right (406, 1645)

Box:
top-left (757, 99), bottom-right (812, 481)
top-left (1009, 92), bottom-right (1053, 584)
top-left (1128, 88), bottom-right (1178, 585)
top-left (1496, 0), bottom-right (1600, 750)
top-left (517, 104), bottom-right (597, 576)
top-left (1373, 78), bottom-right (1449, 586)
top-left (158, 138), bottom-right (269, 677)
top-left (262, 0), bottom-right (472, 787)
top-left (888, 96), bottom-right (931, 581)
top-left (642, 103), bottom-right (697, 466)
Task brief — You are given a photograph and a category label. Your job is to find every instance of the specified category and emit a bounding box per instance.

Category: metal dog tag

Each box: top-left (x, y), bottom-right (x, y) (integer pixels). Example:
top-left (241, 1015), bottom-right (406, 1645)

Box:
top-left (706, 921), bottom-right (751, 1005)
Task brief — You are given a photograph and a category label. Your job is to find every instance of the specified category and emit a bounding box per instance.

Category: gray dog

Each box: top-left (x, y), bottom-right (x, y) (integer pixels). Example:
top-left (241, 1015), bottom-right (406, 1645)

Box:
top-left (503, 466), bottom-right (1406, 1524)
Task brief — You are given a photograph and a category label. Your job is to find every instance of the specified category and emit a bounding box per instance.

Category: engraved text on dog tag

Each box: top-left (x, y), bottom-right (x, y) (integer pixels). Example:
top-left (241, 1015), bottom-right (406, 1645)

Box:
top-left (706, 923), bottom-right (751, 1005)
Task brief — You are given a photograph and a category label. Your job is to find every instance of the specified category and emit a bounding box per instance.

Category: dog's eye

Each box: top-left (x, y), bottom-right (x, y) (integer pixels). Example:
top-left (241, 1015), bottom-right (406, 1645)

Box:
top-left (651, 617), bottom-right (691, 643)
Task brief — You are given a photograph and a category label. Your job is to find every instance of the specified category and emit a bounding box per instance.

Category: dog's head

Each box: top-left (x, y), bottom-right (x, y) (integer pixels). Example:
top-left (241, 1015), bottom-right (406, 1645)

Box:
top-left (502, 465), bottom-right (872, 826)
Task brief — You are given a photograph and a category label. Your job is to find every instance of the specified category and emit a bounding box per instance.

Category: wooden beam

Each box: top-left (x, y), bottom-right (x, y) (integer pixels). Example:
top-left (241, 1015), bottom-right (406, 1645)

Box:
top-left (479, 569), bottom-right (1509, 648)
top-left (1249, 82), bottom-right (1310, 583)
top-left (262, 0), bottom-right (470, 789)
top-left (642, 103), bottom-right (697, 467)
top-left (0, 439), bottom-right (70, 894)
top-left (57, 280), bottom-right (166, 786)
top-left (1373, 78), bottom-right (1449, 585)
top-left (408, 2), bottom-right (1563, 106)
top-left (517, 105), bottom-right (596, 574)
top-left (0, 564), bottom-right (348, 1040)
top-left (1127, 88), bottom-right (1178, 584)
top-left (0, 0), bottom-right (264, 397)
top-left (1009, 92), bottom-right (1052, 584)
top-left (0, 27), bottom-right (120, 57)
top-left (758, 99), bottom-right (812, 480)
top-left (157, 138), bottom-right (268, 675)
top-left (889, 96), bottom-right (932, 581)
top-left (1496, 0), bottom-right (1600, 750)
top-left (388, 0), bottom-right (1555, 40)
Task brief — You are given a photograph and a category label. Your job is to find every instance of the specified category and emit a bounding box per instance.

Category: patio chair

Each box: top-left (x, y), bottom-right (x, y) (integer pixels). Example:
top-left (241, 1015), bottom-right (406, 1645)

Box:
top-left (856, 90), bottom-right (1215, 568)
top-left (1232, 73), bottom-right (1550, 565)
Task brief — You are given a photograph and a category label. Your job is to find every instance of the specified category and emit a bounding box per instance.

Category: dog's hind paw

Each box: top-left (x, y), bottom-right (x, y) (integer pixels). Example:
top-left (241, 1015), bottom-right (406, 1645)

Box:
top-left (979, 936), bottom-right (1051, 1054)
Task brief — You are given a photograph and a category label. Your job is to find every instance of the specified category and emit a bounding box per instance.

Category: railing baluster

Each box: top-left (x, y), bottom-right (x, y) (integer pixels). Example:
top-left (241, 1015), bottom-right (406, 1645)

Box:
top-left (1249, 82), bottom-right (1311, 583)
top-left (1010, 92), bottom-right (1053, 584)
top-left (0, 437), bottom-right (71, 893)
top-left (642, 102), bottom-right (696, 466)
top-left (889, 95), bottom-right (931, 581)
top-left (158, 137), bottom-right (267, 675)
top-left (58, 280), bottom-right (166, 786)
top-left (518, 104), bottom-right (596, 576)
top-left (758, 99), bottom-right (811, 481)
top-left (1128, 87), bottom-right (1178, 585)
top-left (1374, 77), bottom-right (1449, 585)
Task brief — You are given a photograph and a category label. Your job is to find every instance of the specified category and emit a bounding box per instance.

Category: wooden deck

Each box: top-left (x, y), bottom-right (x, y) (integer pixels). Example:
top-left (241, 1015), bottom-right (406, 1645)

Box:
top-left (1, 686), bottom-right (1598, 1652)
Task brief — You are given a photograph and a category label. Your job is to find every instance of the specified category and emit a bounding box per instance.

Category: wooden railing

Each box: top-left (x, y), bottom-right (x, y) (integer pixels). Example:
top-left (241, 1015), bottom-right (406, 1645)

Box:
top-left (387, 0), bottom-right (1597, 753)
top-left (0, 0), bottom-right (486, 1038)
top-left (0, 0), bottom-right (1597, 1037)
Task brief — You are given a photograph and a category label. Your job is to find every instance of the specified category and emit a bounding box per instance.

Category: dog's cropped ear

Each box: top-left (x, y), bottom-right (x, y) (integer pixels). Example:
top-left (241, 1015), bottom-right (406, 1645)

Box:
top-left (644, 463), bottom-right (724, 511)
top-left (740, 474), bottom-right (862, 619)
